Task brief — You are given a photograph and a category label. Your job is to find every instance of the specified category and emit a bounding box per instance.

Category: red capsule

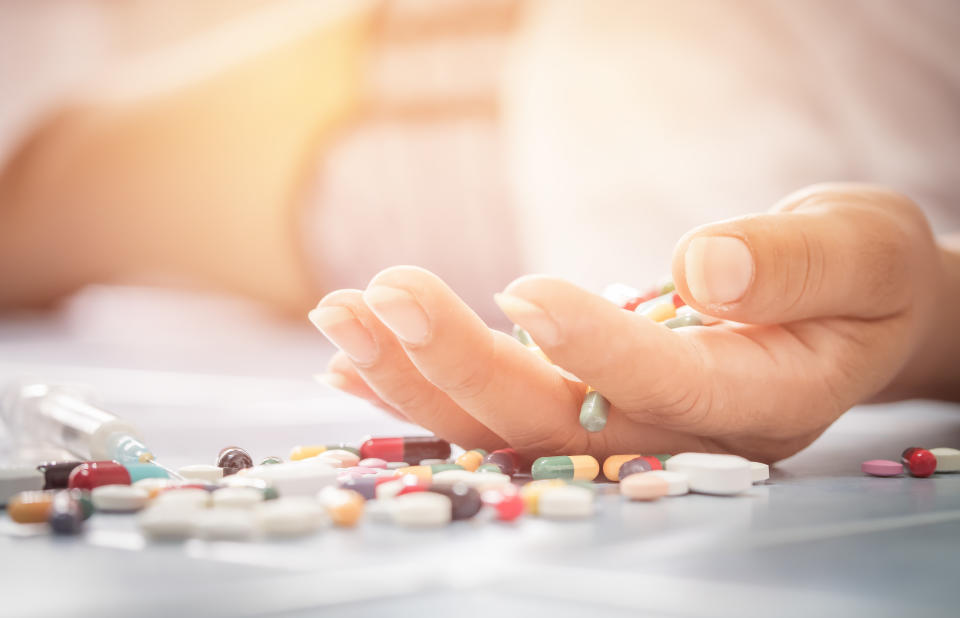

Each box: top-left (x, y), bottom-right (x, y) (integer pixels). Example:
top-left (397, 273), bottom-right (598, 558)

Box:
top-left (68, 462), bottom-right (130, 491)
top-left (360, 436), bottom-right (450, 464)
top-left (902, 448), bottom-right (936, 478)
top-left (672, 293), bottom-right (686, 309)
top-left (484, 449), bottom-right (525, 476)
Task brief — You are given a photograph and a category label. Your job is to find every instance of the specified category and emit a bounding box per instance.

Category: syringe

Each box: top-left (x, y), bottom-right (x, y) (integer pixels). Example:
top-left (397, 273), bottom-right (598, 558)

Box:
top-left (1, 380), bottom-right (176, 474)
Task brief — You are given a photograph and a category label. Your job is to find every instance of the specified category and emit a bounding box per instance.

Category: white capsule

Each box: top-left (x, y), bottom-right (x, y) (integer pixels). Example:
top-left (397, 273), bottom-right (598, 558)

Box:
top-left (242, 462), bottom-right (336, 497)
top-left (538, 485), bottom-right (594, 519)
top-left (92, 484), bottom-right (149, 512)
top-left (645, 470), bottom-right (690, 496)
top-left (665, 453), bottom-right (752, 495)
top-left (750, 461), bottom-right (770, 483)
top-left (211, 487), bottom-right (264, 509)
top-left (389, 492), bottom-right (452, 527)
top-left (256, 498), bottom-right (329, 537)
top-left (153, 488), bottom-right (211, 509)
top-left (178, 464), bottom-right (224, 483)
top-left (0, 466), bottom-right (44, 506)
top-left (931, 447), bottom-right (960, 473)
top-left (139, 506), bottom-right (203, 540)
top-left (192, 508), bottom-right (256, 540)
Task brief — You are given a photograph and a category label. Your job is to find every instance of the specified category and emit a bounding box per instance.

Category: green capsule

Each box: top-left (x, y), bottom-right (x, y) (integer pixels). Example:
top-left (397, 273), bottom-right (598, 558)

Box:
top-left (70, 489), bottom-right (94, 519)
top-left (664, 314), bottom-right (702, 329)
top-left (429, 463), bottom-right (464, 474)
top-left (512, 324), bottom-right (535, 346)
top-left (579, 389), bottom-right (610, 432)
top-left (531, 456), bottom-right (600, 481)
top-left (476, 463), bottom-right (502, 473)
top-left (259, 456), bottom-right (283, 465)
top-left (657, 277), bottom-right (676, 295)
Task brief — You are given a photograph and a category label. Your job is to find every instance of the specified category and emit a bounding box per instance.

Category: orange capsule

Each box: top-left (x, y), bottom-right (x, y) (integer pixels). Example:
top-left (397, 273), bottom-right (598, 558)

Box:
top-left (8, 491), bottom-right (54, 523)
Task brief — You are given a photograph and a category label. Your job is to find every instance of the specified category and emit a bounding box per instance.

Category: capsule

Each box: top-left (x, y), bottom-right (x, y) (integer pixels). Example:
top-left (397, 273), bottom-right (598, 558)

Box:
top-left (394, 464), bottom-right (464, 484)
top-left (476, 463), bottom-right (502, 473)
top-left (455, 449), bottom-right (487, 472)
top-left (902, 448), bottom-right (937, 478)
top-left (339, 476), bottom-right (379, 500)
top-left (37, 461), bottom-right (83, 490)
top-left (49, 491), bottom-right (85, 535)
top-left (318, 488), bottom-right (365, 527)
top-left (428, 483), bottom-right (482, 520)
top-left (664, 314), bottom-right (701, 329)
top-left (579, 388), bottom-right (609, 432)
top-left (260, 456), bottom-right (283, 466)
top-left (360, 436), bottom-right (451, 464)
top-left (532, 456), bottom-right (599, 481)
top-left (602, 455), bottom-right (643, 481)
top-left (641, 301), bottom-right (676, 323)
top-left (618, 456), bottom-right (660, 479)
top-left (67, 461), bottom-right (169, 491)
top-left (484, 448), bottom-right (525, 476)
top-left (217, 446), bottom-right (254, 475)
top-left (512, 325), bottom-right (535, 346)
top-left (8, 491), bottom-right (55, 523)
top-left (289, 444), bottom-right (360, 461)
top-left (520, 479), bottom-right (567, 515)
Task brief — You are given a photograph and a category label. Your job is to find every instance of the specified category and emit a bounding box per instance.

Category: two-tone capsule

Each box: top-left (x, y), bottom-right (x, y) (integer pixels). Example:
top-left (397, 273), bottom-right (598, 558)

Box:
top-left (360, 436), bottom-right (451, 464)
top-left (455, 449), bottom-right (487, 472)
top-left (483, 449), bottom-right (524, 476)
top-left (531, 456), bottom-right (599, 481)
top-left (68, 461), bottom-right (169, 491)
top-left (37, 461), bottom-right (83, 490)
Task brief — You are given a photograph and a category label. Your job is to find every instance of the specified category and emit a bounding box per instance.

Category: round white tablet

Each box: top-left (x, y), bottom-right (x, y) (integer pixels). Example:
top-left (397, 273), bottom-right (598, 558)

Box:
top-left (139, 506), bottom-right (203, 540)
top-left (92, 484), bottom-right (150, 512)
top-left (242, 462), bottom-right (336, 497)
top-left (645, 470), bottom-right (690, 496)
top-left (178, 464), bottom-right (224, 483)
top-left (153, 488), bottom-right (211, 509)
top-left (389, 492), bottom-right (452, 527)
top-left (211, 487), bottom-right (264, 509)
top-left (192, 508), bottom-right (256, 541)
top-left (750, 461), bottom-right (770, 483)
top-left (538, 485), bottom-right (594, 519)
top-left (665, 453), bottom-right (752, 495)
top-left (256, 498), bottom-right (328, 537)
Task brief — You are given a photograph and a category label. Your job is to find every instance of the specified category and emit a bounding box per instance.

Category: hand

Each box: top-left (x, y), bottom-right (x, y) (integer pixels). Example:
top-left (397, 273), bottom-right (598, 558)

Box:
top-left (309, 184), bottom-right (953, 463)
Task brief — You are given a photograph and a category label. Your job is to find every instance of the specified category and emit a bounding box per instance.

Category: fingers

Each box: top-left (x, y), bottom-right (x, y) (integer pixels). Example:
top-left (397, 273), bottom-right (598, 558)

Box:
top-left (496, 276), bottom-right (706, 415)
top-left (309, 289), bottom-right (504, 450)
top-left (672, 183), bottom-right (931, 324)
top-left (319, 352), bottom-right (409, 421)
top-left (361, 266), bottom-right (588, 454)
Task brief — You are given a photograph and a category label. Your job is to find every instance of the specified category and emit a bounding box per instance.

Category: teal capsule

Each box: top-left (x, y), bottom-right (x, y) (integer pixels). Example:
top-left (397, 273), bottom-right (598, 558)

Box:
top-left (531, 455), bottom-right (600, 481)
top-left (124, 463), bottom-right (170, 483)
top-left (579, 389), bottom-right (610, 432)
top-left (664, 314), bottom-right (702, 329)
top-left (512, 325), bottom-right (535, 346)
top-left (476, 463), bottom-right (502, 473)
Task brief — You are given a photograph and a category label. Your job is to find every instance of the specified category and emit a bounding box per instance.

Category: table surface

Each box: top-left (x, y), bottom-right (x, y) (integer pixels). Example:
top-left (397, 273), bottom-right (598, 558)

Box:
top-left (1, 287), bottom-right (959, 617)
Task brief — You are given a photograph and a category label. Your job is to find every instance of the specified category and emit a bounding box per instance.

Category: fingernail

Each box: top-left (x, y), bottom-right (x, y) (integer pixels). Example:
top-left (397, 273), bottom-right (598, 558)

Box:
top-left (308, 306), bottom-right (379, 364)
top-left (315, 372), bottom-right (348, 391)
top-left (684, 236), bottom-right (754, 307)
top-left (493, 293), bottom-right (561, 346)
top-left (363, 286), bottom-right (431, 344)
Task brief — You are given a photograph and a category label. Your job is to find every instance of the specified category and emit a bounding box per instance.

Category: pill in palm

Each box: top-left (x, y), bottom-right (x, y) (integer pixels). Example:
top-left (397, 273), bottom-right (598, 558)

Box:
top-left (645, 470), bottom-right (689, 496)
top-left (620, 473), bottom-right (669, 501)
top-left (389, 492), bottom-right (452, 527)
top-left (578, 389), bottom-right (610, 433)
top-left (665, 453), bottom-right (752, 495)
top-left (532, 455), bottom-right (600, 481)
top-left (92, 485), bottom-right (149, 512)
top-left (178, 464), bottom-right (224, 483)
top-left (930, 447), bottom-right (960, 473)
top-left (538, 485), bottom-right (594, 519)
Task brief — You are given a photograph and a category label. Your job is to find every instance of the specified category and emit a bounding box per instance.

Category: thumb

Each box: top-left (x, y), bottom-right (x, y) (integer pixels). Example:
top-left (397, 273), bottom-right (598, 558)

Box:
top-left (671, 184), bottom-right (931, 324)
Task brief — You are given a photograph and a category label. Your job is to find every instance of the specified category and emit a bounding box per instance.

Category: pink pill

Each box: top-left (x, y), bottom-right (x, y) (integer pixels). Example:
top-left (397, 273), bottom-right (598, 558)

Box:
top-left (861, 459), bottom-right (903, 477)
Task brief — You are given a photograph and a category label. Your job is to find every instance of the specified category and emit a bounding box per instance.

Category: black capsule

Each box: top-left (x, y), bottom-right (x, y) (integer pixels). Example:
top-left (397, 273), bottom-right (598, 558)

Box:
top-left (49, 491), bottom-right (85, 535)
top-left (217, 447), bottom-right (253, 476)
top-left (428, 483), bottom-right (482, 520)
top-left (37, 461), bottom-right (83, 490)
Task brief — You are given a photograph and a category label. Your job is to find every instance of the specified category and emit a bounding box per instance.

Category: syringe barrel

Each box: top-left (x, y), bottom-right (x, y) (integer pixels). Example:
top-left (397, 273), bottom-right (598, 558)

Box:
top-left (1, 380), bottom-right (146, 461)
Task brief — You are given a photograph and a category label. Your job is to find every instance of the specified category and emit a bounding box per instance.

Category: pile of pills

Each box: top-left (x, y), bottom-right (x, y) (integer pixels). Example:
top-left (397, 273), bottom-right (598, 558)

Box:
top-left (1, 436), bottom-right (775, 540)
top-left (862, 446), bottom-right (960, 478)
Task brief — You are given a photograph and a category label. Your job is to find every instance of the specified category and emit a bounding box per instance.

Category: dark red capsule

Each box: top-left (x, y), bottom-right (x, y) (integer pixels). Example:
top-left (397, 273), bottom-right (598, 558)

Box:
top-left (360, 437), bottom-right (450, 464)
top-left (37, 461), bottom-right (83, 490)
top-left (217, 447), bottom-right (253, 476)
top-left (902, 448), bottom-right (937, 478)
top-left (429, 483), bottom-right (482, 520)
top-left (900, 447), bottom-right (923, 461)
top-left (484, 449), bottom-right (524, 476)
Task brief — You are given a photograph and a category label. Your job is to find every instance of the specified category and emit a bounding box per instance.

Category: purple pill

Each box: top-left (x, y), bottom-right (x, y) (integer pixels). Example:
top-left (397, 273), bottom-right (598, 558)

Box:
top-left (862, 459), bottom-right (903, 477)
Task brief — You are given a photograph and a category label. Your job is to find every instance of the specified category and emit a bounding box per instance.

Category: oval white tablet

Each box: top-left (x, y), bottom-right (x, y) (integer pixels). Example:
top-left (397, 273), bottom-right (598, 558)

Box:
top-left (312, 449), bottom-right (360, 468)
top-left (92, 484), bottom-right (149, 512)
top-left (389, 492), bottom-right (452, 527)
top-left (931, 447), bottom-right (960, 473)
top-left (644, 470), bottom-right (689, 496)
top-left (133, 477), bottom-right (181, 493)
top-left (375, 479), bottom-right (404, 500)
top-left (192, 508), bottom-right (256, 540)
top-left (211, 487), bottom-right (264, 509)
top-left (256, 498), bottom-right (328, 537)
top-left (363, 499), bottom-right (393, 523)
top-left (138, 506), bottom-right (203, 540)
top-left (665, 453), bottom-right (752, 495)
top-left (538, 485), bottom-right (594, 519)
top-left (750, 461), bottom-right (770, 483)
top-left (178, 464), bottom-right (224, 483)
top-left (153, 488), bottom-right (211, 509)
top-left (242, 462), bottom-right (336, 497)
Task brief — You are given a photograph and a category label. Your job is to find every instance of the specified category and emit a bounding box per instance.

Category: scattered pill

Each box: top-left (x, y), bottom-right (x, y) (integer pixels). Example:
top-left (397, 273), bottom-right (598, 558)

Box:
top-left (339, 476), bottom-right (379, 500)
top-left (8, 491), bottom-right (54, 523)
top-left (386, 461), bottom-right (409, 470)
top-left (360, 437), bottom-right (451, 465)
top-left (256, 498), bottom-right (328, 537)
top-left (481, 486), bottom-right (525, 522)
top-left (512, 324), bottom-right (535, 346)
top-left (389, 492), bottom-right (452, 527)
top-left (538, 485), bottom-right (594, 519)
top-left (532, 455), bottom-right (600, 481)
top-left (259, 456), bottom-right (283, 465)
top-left (617, 457), bottom-right (654, 480)
top-left (133, 477), bottom-right (182, 498)
top-left (48, 491), bottom-right (85, 535)
top-left (155, 488), bottom-right (211, 509)
top-left (665, 453), bottom-right (752, 495)
top-left (750, 462), bottom-right (770, 483)
top-left (211, 486), bottom-right (264, 509)
top-left (602, 455), bottom-right (643, 481)
top-left (36, 461), bottom-right (83, 490)
top-left (433, 469), bottom-right (510, 490)
top-left (241, 461), bottom-right (336, 497)
top-left (217, 447), bottom-right (253, 476)
top-left (902, 448), bottom-right (937, 478)
top-left (645, 470), bottom-right (689, 496)
top-left (418, 458), bottom-right (445, 466)
top-left (1, 465), bottom-right (44, 506)
top-left (861, 459), bottom-right (903, 477)
top-left (484, 449), bottom-right (524, 476)
top-left (455, 449), bottom-right (487, 472)
top-left (428, 483), bottom-right (482, 520)
top-left (641, 300), bottom-right (676, 323)
top-left (68, 461), bottom-right (169, 491)
top-left (358, 458), bottom-right (387, 469)
top-left (362, 499), bottom-right (392, 523)
top-left (318, 488), bottom-right (365, 527)
top-left (192, 508), bottom-right (256, 541)
top-left (931, 447), bottom-right (960, 473)
top-left (476, 463), bottom-right (502, 473)
top-left (218, 476), bottom-right (279, 500)
top-left (520, 479), bottom-right (567, 515)
top-left (139, 506), bottom-right (203, 540)
top-left (310, 449), bottom-right (360, 468)
top-left (579, 388), bottom-right (610, 433)
top-left (620, 473), bottom-right (669, 501)
top-left (92, 485), bottom-right (149, 512)
top-left (901, 446), bottom-right (922, 461)
top-left (178, 464), bottom-right (224, 483)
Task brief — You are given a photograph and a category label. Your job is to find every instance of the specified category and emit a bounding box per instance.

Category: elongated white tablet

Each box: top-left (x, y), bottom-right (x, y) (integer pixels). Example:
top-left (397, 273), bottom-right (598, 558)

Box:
top-left (0, 466), bottom-right (44, 506)
top-left (139, 506), bottom-right (203, 540)
top-left (432, 470), bottom-right (511, 489)
top-left (538, 485), bottom-right (594, 519)
top-left (750, 461), bottom-right (770, 483)
top-left (665, 453), bottom-right (752, 495)
top-left (178, 464), bottom-right (224, 483)
top-left (192, 508), bottom-right (256, 540)
top-left (211, 487), bottom-right (264, 509)
top-left (389, 492), bottom-right (452, 527)
top-left (153, 488), bottom-right (211, 509)
top-left (256, 498), bottom-right (328, 536)
top-left (931, 447), bottom-right (960, 473)
top-left (92, 484), bottom-right (149, 512)
top-left (242, 462), bottom-right (336, 497)
top-left (645, 470), bottom-right (689, 496)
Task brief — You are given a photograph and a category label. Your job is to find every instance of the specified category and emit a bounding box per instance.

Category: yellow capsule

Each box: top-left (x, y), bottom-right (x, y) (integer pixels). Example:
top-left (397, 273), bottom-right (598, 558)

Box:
top-left (289, 445), bottom-right (328, 461)
top-left (455, 450), bottom-right (487, 472)
top-left (395, 465), bottom-right (432, 483)
top-left (8, 491), bottom-right (54, 523)
top-left (641, 301), bottom-right (676, 323)
top-left (520, 479), bottom-right (566, 515)
top-left (602, 454), bottom-right (644, 481)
